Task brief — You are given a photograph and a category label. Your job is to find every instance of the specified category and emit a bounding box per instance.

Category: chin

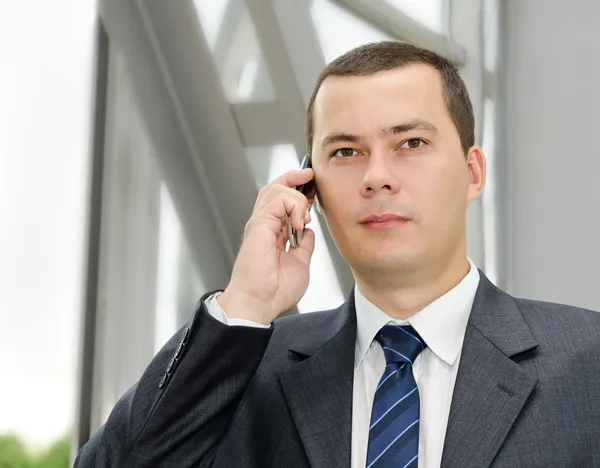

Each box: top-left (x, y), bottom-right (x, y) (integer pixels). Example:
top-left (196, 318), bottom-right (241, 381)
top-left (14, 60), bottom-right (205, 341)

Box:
top-left (352, 248), bottom-right (420, 273)
top-left (335, 229), bottom-right (418, 266)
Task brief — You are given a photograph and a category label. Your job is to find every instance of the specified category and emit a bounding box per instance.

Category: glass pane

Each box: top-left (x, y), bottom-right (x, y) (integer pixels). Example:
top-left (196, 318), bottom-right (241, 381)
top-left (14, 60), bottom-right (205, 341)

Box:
top-left (245, 144), bottom-right (345, 312)
top-left (0, 0), bottom-right (95, 462)
top-left (154, 183), bottom-right (207, 353)
top-left (383, 0), bottom-right (447, 34)
top-left (194, 0), bottom-right (275, 102)
top-left (311, 0), bottom-right (394, 63)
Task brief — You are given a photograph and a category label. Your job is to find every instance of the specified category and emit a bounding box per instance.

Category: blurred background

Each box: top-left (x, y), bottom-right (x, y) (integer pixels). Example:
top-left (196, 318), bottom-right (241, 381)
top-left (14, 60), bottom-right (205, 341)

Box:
top-left (1, 0), bottom-right (598, 466)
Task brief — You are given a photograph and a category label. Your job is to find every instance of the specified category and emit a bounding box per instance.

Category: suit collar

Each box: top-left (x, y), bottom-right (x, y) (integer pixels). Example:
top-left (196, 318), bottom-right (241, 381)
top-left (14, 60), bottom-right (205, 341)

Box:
top-left (468, 270), bottom-right (538, 357)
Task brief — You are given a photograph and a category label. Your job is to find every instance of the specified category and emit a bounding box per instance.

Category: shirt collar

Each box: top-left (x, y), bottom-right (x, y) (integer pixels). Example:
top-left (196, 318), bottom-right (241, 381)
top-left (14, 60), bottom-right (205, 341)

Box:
top-left (354, 257), bottom-right (480, 368)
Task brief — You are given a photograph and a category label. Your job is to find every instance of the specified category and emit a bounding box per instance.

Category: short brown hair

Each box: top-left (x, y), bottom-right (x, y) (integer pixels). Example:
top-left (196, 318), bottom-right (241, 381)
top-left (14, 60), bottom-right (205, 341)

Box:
top-left (306, 41), bottom-right (475, 154)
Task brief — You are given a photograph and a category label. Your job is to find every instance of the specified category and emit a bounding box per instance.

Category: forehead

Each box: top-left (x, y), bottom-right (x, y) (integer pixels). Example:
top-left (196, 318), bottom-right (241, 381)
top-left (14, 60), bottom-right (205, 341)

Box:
top-left (312, 64), bottom-right (450, 138)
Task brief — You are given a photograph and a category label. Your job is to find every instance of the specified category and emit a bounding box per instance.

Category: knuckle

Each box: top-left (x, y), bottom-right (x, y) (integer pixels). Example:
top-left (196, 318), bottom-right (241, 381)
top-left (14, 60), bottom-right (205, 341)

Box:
top-left (254, 188), bottom-right (267, 207)
top-left (272, 189), bottom-right (289, 203)
top-left (258, 185), bottom-right (269, 198)
top-left (257, 186), bottom-right (306, 217)
top-left (262, 184), bottom-right (283, 201)
top-left (244, 217), bottom-right (254, 234)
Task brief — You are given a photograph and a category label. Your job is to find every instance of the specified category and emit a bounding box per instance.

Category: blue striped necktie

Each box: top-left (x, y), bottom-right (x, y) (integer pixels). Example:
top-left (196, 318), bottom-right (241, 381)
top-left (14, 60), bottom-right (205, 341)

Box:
top-left (366, 324), bottom-right (426, 468)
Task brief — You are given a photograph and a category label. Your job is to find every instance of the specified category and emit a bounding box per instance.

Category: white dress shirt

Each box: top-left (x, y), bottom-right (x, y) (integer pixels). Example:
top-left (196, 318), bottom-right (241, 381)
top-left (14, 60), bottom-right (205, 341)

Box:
top-left (205, 258), bottom-right (480, 468)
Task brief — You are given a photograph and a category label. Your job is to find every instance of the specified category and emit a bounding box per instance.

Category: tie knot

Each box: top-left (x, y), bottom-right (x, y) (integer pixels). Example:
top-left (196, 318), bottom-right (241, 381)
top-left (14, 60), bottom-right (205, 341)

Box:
top-left (376, 324), bottom-right (426, 366)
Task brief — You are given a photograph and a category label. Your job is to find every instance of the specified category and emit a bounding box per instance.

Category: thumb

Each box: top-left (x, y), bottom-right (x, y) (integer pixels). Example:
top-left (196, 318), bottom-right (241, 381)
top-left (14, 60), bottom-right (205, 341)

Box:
top-left (287, 228), bottom-right (315, 265)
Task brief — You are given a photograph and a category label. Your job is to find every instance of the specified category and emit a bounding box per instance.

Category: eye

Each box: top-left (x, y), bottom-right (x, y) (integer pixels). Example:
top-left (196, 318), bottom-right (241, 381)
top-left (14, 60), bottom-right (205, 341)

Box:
top-left (332, 148), bottom-right (358, 158)
top-left (400, 138), bottom-right (427, 150)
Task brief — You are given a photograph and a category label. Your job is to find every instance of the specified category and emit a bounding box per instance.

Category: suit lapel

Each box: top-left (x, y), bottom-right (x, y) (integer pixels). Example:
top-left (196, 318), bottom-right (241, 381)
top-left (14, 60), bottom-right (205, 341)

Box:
top-left (441, 273), bottom-right (539, 468)
top-left (278, 291), bottom-right (357, 468)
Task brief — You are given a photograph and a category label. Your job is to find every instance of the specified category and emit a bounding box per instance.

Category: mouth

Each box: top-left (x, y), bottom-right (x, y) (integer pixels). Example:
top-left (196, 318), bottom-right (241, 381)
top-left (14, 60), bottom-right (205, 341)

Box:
top-left (359, 214), bottom-right (409, 231)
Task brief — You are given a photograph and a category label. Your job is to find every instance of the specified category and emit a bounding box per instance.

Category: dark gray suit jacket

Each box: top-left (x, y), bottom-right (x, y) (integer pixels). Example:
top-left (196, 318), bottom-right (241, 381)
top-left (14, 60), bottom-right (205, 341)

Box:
top-left (75, 272), bottom-right (600, 467)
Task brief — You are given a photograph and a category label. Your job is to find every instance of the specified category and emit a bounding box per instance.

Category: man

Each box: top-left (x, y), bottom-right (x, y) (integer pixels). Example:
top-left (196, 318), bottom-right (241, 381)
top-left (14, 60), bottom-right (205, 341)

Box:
top-left (75, 41), bottom-right (600, 467)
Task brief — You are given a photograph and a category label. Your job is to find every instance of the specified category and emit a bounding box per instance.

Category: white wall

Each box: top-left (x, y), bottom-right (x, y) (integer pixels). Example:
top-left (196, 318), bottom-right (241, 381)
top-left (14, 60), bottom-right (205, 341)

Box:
top-left (498, 0), bottom-right (600, 310)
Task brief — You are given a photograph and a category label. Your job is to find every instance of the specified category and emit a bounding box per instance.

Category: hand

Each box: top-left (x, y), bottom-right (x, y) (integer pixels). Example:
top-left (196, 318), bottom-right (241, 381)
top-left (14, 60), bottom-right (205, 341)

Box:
top-left (217, 168), bottom-right (316, 325)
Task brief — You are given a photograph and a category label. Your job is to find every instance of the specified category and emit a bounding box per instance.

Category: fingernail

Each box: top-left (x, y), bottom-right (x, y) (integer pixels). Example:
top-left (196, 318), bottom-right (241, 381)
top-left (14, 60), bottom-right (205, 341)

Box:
top-left (305, 208), bottom-right (311, 223)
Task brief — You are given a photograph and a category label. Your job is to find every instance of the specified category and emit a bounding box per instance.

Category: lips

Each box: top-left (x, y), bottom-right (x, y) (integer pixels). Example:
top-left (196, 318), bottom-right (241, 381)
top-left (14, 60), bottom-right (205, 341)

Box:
top-left (359, 213), bottom-right (409, 231)
top-left (359, 214), bottom-right (409, 224)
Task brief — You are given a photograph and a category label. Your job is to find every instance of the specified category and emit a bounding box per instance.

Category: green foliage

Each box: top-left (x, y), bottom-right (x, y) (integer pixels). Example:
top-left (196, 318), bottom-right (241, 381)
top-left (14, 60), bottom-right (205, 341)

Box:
top-left (0, 435), bottom-right (33, 468)
top-left (0, 434), bottom-right (70, 468)
top-left (34, 437), bottom-right (70, 468)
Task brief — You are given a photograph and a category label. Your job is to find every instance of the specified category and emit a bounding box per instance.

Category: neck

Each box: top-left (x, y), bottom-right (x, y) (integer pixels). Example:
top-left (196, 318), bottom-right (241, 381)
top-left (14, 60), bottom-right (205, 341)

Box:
top-left (353, 253), bottom-right (471, 321)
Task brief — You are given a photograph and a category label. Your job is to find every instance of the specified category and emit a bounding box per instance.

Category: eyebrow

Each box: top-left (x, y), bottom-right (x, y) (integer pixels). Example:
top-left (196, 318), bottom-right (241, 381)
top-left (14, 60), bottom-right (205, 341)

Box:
top-left (320, 119), bottom-right (438, 151)
top-left (320, 132), bottom-right (364, 151)
top-left (382, 119), bottom-right (438, 136)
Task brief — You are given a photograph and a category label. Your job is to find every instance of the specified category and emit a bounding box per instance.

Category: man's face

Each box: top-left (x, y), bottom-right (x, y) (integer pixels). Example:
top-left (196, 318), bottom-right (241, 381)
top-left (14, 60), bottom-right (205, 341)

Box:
top-left (310, 64), bottom-right (484, 279)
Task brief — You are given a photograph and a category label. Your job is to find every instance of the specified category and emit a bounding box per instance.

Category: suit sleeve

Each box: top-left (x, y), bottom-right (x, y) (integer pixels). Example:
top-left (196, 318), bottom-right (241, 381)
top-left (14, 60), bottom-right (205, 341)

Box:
top-left (74, 290), bottom-right (274, 468)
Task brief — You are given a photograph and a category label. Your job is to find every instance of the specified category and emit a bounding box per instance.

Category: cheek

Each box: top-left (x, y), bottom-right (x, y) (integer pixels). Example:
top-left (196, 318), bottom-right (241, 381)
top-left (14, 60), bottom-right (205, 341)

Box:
top-left (315, 171), bottom-right (349, 211)
top-left (315, 180), bottom-right (355, 237)
top-left (318, 187), bottom-right (346, 222)
top-left (413, 161), bottom-right (468, 220)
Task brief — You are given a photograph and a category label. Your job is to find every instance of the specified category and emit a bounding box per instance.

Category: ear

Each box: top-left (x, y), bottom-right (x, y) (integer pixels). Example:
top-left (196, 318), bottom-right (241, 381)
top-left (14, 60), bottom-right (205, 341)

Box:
top-left (314, 194), bottom-right (324, 216)
top-left (466, 145), bottom-right (486, 204)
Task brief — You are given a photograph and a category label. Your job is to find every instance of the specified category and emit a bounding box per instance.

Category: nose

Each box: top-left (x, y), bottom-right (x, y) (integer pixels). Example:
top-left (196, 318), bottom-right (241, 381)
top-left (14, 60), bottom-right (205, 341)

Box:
top-left (360, 152), bottom-right (400, 196)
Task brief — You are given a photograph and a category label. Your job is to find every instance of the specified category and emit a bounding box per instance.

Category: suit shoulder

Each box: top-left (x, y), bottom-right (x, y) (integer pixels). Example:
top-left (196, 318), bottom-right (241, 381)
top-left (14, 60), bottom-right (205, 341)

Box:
top-left (271, 307), bottom-right (343, 339)
top-left (516, 297), bottom-right (600, 350)
top-left (516, 296), bottom-right (600, 323)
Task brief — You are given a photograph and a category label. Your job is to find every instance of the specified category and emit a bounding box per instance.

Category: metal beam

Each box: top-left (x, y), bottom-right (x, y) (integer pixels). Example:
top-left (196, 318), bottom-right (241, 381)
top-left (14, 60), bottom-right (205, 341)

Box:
top-left (333, 0), bottom-right (466, 65)
top-left (73, 18), bottom-right (109, 454)
top-left (99, 0), bottom-right (237, 289)
top-left (211, 0), bottom-right (246, 71)
top-left (271, 0), bottom-right (330, 107)
top-left (484, 69), bottom-right (495, 98)
top-left (100, 0), bottom-right (306, 314)
top-left (137, 0), bottom-right (267, 263)
top-left (246, 0), bottom-right (308, 155)
top-left (492, 0), bottom-right (509, 291)
top-left (232, 102), bottom-right (292, 147)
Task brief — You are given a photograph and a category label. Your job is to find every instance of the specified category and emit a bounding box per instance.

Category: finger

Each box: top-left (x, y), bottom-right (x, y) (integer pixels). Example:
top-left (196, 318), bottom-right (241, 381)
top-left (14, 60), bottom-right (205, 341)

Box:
top-left (289, 208), bottom-right (312, 248)
top-left (255, 168), bottom-right (314, 209)
top-left (270, 167), bottom-right (314, 189)
top-left (248, 192), bottom-right (309, 242)
top-left (253, 192), bottom-right (308, 234)
top-left (304, 207), bottom-right (312, 225)
top-left (286, 228), bottom-right (315, 264)
top-left (255, 187), bottom-right (309, 229)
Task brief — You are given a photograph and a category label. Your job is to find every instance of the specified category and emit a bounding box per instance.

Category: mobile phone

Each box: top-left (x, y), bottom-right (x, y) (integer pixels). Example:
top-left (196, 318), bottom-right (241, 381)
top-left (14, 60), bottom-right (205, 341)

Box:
top-left (287, 153), bottom-right (314, 248)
